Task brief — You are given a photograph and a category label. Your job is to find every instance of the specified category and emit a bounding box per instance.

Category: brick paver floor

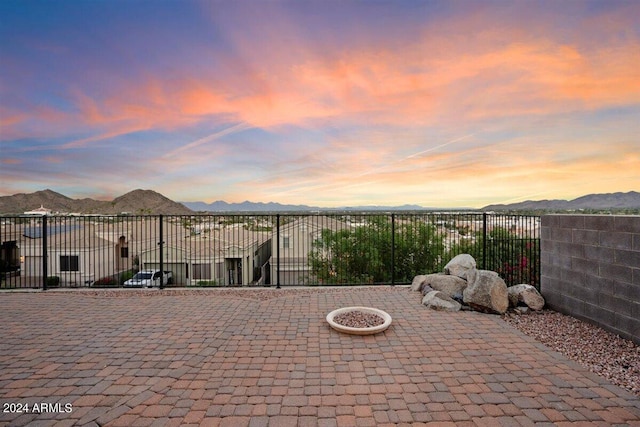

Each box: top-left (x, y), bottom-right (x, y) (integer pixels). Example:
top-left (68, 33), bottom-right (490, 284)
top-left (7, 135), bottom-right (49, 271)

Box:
top-left (1, 287), bottom-right (638, 426)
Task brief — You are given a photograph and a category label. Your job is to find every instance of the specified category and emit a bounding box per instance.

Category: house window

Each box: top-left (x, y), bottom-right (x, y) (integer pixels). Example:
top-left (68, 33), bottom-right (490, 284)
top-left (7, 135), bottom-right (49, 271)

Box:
top-left (192, 264), bottom-right (211, 280)
top-left (120, 247), bottom-right (129, 258)
top-left (282, 235), bottom-right (290, 248)
top-left (60, 255), bottom-right (79, 272)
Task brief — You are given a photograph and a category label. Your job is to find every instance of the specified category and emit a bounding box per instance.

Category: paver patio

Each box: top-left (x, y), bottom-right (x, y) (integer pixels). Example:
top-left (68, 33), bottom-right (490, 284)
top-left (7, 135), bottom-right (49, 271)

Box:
top-left (1, 287), bottom-right (638, 427)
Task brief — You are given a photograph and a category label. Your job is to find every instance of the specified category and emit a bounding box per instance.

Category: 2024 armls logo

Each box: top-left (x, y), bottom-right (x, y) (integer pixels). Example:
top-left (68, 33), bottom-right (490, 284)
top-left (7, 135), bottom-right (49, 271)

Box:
top-left (3, 402), bottom-right (73, 414)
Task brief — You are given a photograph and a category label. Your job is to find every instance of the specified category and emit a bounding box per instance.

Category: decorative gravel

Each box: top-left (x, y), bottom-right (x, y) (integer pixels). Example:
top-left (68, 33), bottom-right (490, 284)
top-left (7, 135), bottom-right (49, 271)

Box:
top-left (332, 310), bottom-right (385, 328)
top-left (71, 285), bottom-right (408, 301)
top-left (502, 309), bottom-right (640, 397)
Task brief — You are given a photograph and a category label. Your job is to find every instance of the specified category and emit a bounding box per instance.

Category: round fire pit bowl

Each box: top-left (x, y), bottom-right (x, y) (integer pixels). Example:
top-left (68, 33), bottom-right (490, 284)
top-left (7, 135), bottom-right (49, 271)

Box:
top-left (326, 306), bottom-right (392, 335)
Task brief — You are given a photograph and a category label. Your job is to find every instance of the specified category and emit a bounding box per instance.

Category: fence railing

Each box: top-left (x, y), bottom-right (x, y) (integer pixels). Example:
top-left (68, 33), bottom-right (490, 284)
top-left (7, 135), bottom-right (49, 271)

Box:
top-left (0, 212), bottom-right (540, 290)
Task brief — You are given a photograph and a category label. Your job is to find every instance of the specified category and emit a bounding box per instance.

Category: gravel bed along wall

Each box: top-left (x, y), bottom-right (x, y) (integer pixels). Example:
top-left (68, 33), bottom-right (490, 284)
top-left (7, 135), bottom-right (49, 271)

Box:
top-left (503, 309), bottom-right (639, 397)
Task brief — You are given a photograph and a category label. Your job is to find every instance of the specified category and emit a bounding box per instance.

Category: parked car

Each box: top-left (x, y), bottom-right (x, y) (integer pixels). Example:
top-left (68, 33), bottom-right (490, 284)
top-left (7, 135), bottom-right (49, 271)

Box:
top-left (123, 270), bottom-right (172, 288)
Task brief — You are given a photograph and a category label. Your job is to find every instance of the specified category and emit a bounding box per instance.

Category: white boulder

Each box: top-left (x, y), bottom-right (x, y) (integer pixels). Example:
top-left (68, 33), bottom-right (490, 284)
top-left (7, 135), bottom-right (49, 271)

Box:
top-left (444, 254), bottom-right (477, 279)
top-left (423, 273), bottom-right (467, 299)
top-left (508, 284), bottom-right (545, 311)
top-left (422, 291), bottom-right (462, 312)
top-left (463, 269), bottom-right (509, 314)
top-left (411, 275), bottom-right (428, 292)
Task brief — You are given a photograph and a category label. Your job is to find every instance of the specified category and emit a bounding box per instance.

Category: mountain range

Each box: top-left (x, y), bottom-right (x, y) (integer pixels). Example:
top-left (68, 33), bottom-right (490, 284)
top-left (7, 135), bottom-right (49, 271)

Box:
top-left (180, 192), bottom-right (640, 212)
top-left (482, 191), bottom-right (640, 211)
top-left (182, 200), bottom-right (428, 212)
top-left (0, 189), bottom-right (638, 214)
top-left (0, 189), bottom-right (193, 215)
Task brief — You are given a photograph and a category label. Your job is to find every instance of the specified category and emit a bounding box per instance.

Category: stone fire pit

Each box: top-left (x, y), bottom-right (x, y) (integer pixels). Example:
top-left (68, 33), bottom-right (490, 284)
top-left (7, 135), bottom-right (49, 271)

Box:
top-left (326, 306), bottom-right (392, 335)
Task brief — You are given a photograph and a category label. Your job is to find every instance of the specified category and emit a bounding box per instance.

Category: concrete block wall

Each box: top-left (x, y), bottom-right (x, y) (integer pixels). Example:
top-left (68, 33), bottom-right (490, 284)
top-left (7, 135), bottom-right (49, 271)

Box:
top-left (541, 215), bottom-right (639, 344)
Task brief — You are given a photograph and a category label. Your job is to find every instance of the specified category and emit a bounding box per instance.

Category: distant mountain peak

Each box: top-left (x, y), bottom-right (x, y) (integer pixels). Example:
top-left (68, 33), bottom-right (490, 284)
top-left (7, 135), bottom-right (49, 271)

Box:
top-left (482, 191), bottom-right (640, 211)
top-left (2, 189), bottom-right (637, 214)
top-left (180, 200), bottom-right (432, 212)
top-left (0, 189), bottom-right (192, 215)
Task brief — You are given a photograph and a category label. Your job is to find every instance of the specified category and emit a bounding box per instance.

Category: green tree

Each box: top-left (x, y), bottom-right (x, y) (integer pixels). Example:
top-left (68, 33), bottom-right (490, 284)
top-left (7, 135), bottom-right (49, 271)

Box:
top-left (308, 216), bottom-right (445, 284)
top-left (309, 228), bottom-right (374, 284)
top-left (393, 219), bottom-right (446, 282)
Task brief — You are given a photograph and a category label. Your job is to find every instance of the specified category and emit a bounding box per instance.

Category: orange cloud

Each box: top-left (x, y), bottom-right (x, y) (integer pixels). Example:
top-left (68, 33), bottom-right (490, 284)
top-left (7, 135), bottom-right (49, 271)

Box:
top-left (90, 41), bottom-right (639, 133)
top-left (1, 157), bottom-right (21, 165)
top-left (234, 127), bottom-right (638, 208)
top-left (5, 5), bottom-right (639, 156)
top-left (0, 109), bottom-right (26, 129)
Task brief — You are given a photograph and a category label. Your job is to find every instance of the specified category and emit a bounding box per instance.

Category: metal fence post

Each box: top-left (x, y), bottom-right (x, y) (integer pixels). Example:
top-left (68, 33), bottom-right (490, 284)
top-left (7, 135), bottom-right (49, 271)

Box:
top-left (391, 213), bottom-right (395, 286)
top-left (159, 214), bottom-right (164, 289)
top-left (42, 215), bottom-right (48, 290)
top-left (482, 212), bottom-right (487, 270)
top-left (276, 214), bottom-right (281, 289)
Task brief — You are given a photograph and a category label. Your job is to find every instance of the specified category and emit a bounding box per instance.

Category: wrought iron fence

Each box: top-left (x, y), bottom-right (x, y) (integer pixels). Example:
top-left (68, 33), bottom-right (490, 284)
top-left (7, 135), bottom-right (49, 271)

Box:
top-left (0, 212), bottom-right (540, 290)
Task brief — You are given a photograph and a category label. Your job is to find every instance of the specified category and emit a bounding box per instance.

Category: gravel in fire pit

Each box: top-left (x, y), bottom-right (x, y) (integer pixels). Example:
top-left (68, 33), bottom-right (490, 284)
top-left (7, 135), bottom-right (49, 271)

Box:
top-left (333, 310), bottom-right (385, 328)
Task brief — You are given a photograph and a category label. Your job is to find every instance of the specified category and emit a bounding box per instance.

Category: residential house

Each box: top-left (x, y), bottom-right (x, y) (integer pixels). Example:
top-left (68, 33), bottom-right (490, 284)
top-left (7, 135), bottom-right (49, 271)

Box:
top-left (94, 216), bottom-right (172, 273)
top-left (19, 219), bottom-right (118, 286)
top-left (139, 223), bottom-right (272, 286)
top-left (0, 220), bottom-right (21, 280)
top-left (271, 216), bottom-right (348, 285)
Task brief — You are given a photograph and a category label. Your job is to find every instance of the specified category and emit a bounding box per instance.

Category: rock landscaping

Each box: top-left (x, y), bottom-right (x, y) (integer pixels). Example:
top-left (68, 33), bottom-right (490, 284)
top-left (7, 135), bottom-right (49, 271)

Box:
top-left (413, 254), bottom-right (545, 314)
top-left (503, 309), bottom-right (640, 397)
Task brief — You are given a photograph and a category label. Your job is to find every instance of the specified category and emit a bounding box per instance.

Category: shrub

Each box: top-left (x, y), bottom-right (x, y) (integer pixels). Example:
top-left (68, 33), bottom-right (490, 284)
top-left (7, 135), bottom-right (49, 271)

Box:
top-left (118, 270), bottom-right (134, 285)
top-left (92, 276), bottom-right (117, 287)
top-left (46, 276), bottom-right (60, 287)
top-left (196, 280), bottom-right (218, 287)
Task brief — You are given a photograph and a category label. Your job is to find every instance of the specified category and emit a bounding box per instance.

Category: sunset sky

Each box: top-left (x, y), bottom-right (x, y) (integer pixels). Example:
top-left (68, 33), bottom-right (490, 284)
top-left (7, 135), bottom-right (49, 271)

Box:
top-left (1, 0), bottom-right (639, 208)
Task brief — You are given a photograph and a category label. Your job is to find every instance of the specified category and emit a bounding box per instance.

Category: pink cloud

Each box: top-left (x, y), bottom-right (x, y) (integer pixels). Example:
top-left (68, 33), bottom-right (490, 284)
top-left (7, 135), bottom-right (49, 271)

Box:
top-left (9, 32), bottom-right (638, 147)
top-left (3, 2), bottom-right (639, 167)
top-left (1, 157), bottom-right (21, 165)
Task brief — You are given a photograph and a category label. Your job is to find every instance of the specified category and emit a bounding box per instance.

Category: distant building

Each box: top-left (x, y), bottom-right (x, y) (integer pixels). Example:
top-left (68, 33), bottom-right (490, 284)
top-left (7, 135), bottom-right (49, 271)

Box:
top-left (24, 205), bottom-right (52, 216)
top-left (271, 216), bottom-right (348, 285)
top-left (139, 225), bottom-right (272, 286)
top-left (14, 222), bottom-right (111, 286)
